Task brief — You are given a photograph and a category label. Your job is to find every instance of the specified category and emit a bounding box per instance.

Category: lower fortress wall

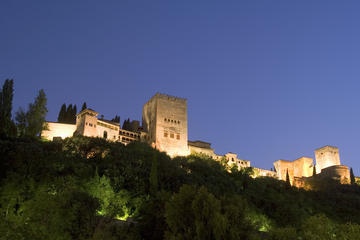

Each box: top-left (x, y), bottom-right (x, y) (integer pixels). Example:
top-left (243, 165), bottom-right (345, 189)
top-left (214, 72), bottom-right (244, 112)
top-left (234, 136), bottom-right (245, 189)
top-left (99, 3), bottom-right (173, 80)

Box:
top-left (293, 165), bottom-right (350, 187)
top-left (320, 165), bottom-right (350, 184)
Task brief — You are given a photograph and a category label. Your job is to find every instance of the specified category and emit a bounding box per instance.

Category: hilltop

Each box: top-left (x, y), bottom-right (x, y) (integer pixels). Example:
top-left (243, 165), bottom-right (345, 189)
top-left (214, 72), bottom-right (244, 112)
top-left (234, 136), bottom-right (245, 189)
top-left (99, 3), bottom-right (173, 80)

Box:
top-left (1, 136), bottom-right (360, 239)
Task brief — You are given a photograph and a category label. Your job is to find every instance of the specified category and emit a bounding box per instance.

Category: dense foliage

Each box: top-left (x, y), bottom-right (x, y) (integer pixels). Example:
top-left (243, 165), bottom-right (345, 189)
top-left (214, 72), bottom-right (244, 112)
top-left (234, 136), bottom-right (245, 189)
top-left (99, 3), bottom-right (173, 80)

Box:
top-left (15, 89), bottom-right (48, 137)
top-left (1, 136), bottom-right (360, 239)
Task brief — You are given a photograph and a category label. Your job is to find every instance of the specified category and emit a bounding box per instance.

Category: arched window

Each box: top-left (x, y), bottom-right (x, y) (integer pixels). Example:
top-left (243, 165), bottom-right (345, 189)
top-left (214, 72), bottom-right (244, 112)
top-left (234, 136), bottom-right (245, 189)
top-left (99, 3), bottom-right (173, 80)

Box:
top-left (103, 131), bottom-right (108, 139)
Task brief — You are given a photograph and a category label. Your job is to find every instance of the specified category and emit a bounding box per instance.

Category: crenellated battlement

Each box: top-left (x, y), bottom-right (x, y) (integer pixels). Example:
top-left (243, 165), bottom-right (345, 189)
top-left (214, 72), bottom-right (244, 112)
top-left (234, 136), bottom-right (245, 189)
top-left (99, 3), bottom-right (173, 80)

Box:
top-left (154, 93), bottom-right (187, 102)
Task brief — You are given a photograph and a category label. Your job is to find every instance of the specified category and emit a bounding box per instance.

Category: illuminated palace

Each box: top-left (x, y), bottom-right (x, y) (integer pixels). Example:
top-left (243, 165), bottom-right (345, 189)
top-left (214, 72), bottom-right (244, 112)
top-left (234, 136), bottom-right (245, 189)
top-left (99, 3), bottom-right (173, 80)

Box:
top-left (41, 93), bottom-right (351, 185)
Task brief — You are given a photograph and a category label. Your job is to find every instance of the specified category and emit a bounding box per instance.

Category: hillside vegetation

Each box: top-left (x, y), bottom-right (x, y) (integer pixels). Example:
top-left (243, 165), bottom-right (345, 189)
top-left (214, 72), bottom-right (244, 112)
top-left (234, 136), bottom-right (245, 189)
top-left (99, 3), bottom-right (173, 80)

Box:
top-left (1, 136), bottom-right (360, 240)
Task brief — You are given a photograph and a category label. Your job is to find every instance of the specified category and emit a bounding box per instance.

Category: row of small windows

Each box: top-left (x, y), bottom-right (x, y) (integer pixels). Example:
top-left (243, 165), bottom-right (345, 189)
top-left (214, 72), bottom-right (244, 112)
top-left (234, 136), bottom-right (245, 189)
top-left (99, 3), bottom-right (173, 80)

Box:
top-left (121, 137), bottom-right (135, 142)
top-left (119, 131), bottom-right (140, 139)
top-left (102, 131), bottom-right (137, 143)
top-left (164, 118), bottom-right (180, 124)
top-left (86, 122), bottom-right (96, 128)
top-left (164, 131), bottom-right (180, 140)
top-left (230, 158), bottom-right (247, 165)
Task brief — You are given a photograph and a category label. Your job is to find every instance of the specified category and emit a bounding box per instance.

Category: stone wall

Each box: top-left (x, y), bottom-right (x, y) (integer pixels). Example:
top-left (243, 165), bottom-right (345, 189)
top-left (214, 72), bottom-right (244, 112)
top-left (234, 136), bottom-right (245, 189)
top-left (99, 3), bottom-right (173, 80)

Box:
top-left (76, 109), bottom-right (99, 137)
top-left (273, 160), bottom-right (294, 183)
top-left (320, 165), bottom-right (350, 184)
top-left (315, 146), bottom-right (340, 174)
top-left (41, 122), bottom-right (76, 140)
top-left (96, 119), bottom-right (120, 141)
top-left (143, 93), bottom-right (189, 157)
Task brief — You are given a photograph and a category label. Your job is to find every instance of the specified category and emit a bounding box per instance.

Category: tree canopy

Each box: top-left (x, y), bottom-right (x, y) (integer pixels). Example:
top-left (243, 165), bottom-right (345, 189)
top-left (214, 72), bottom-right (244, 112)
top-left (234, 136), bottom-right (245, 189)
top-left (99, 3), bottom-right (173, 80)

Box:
top-left (1, 136), bottom-right (360, 239)
top-left (15, 89), bottom-right (48, 137)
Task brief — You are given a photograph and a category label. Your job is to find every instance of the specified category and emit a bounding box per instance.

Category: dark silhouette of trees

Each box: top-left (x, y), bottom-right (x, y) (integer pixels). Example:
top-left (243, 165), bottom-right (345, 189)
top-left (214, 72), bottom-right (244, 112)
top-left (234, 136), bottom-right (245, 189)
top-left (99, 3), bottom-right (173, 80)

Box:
top-left (122, 118), bottom-right (131, 130)
top-left (0, 79), bottom-right (16, 137)
top-left (81, 102), bottom-right (87, 111)
top-left (350, 168), bottom-right (355, 185)
top-left (57, 104), bottom-right (77, 124)
top-left (286, 169), bottom-right (291, 186)
top-left (57, 103), bottom-right (66, 122)
top-left (313, 165), bottom-right (316, 176)
top-left (111, 115), bottom-right (120, 123)
top-left (15, 89), bottom-right (48, 137)
top-left (72, 105), bottom-right (77, 123)
top-left (65, 104), bottom-right (73, 123)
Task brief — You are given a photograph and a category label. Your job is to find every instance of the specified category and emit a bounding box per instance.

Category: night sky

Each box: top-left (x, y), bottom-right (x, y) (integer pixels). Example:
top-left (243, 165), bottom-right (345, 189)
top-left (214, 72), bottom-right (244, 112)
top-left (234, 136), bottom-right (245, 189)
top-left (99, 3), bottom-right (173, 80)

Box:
top-left (1, 1), bottom-right (360, 174)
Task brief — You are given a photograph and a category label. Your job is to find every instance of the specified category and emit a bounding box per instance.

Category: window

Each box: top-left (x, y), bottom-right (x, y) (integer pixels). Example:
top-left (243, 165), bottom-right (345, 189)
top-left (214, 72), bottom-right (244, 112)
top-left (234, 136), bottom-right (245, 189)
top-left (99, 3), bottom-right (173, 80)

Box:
top-left (164, 118), bottom-right (167, 121)
top-left (89, 123), bottom-right (93, 127)
top-left (86, 122), bottom-right (88, 125)
top-left (103, 131), bottom-right (108, 139)
top-left (170, 133), bottom-right (174, 138)
top-left (164, 131), bottom-right (168, 137)
top-left (176, 134), bottom-right (180, 140)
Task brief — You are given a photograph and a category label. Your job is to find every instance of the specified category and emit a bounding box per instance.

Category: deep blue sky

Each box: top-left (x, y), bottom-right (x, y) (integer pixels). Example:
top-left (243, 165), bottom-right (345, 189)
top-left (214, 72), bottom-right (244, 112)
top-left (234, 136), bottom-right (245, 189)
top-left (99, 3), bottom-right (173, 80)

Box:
top-left (1, 1), bottom-right (360, 174)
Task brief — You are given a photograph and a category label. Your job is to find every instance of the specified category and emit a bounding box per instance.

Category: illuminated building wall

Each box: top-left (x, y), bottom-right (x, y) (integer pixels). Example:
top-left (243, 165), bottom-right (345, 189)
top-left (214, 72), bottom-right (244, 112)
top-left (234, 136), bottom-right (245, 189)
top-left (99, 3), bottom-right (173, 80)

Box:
top-left (142, 93), bottom-right (189, 157)
top-left (315, 146), bottom-right (341, 174)
top-left (41, 122), bottom-right (76, 140)
top-left (76, 109), bottom-right (99, 137)
top-left (41, 94), bottom-right (351, 186)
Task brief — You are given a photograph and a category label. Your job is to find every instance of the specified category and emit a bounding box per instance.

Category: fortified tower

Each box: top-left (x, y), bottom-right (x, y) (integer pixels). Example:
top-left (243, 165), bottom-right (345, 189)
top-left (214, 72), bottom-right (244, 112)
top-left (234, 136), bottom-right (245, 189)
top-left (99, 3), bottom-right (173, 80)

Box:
top-left (142, 93), bottom-right (189, 157)
top-left (76, 109), bottom-right (99, 137)
top-left (315, 146), bottom-right (340, 174)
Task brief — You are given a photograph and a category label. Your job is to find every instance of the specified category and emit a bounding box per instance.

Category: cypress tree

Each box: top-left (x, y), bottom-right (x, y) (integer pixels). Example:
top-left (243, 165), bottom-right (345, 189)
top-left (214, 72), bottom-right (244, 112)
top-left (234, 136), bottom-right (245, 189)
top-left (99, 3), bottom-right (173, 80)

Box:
top-left (285, 169), bottom-right (291, 187)
top-left (350, 167), bottom-right (355, 185)
top-left (72, 105), bottom-right (77, 123)
top-left (57, 103), bottom-right (66, 123)
top-left (122, 118), bottom-right (131, 130)
top-left (111, 115), bottom-right (120, 123)
top-left (0, 79), bottom-right (16, 137)
top-left (313, 165), bottom-right (316, 176)
top-left (65, 104), bottom-right (73, 123)
top-left (81, 102), bottom-right (87, 111)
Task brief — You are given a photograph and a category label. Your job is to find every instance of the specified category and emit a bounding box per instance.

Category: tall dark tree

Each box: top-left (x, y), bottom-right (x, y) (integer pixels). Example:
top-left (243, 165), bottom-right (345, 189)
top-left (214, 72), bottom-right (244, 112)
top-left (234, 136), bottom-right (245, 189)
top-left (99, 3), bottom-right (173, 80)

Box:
top-left (16, 89), bottom-right (48, 137)
top-left (122, 118), bottom-right (131, 131)
top-left (285, 169), bottom-right (291, 187)
top-left (72, 105), bottom-right (77, 123)
top-left (313, 165), bottom-right (316, 176)
top-left (111, 115), bottom-right (120, 123)
top-left (15, 107), bottom-right (27, 136)
top-left (57, 103), bottom-right (67, 123)
top-left (0, 79), bottom-right (16, 137)
top-left (65, 104), bottom-right (73, 124)
top-left (350, 168), bottom-right (355, 185)
top-left (81, 102), bottom-right (87, 111)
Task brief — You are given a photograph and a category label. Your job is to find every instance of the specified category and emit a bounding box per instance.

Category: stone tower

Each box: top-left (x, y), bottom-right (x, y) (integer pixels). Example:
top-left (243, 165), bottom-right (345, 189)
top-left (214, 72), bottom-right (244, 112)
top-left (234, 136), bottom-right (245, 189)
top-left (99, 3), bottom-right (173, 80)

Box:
top-left (315, 146), bottom-right (340, 174)
top-left (76, 109), bottom-right (99, 137)
top-left (142, 93), bottom-right (189, 157)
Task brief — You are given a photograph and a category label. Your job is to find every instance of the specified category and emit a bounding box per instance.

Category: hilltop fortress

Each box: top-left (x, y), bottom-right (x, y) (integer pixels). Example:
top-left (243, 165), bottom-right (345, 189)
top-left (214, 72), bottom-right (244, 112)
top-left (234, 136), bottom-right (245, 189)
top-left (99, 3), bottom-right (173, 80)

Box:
top-left (42, 93), bottom-right (351, 186)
